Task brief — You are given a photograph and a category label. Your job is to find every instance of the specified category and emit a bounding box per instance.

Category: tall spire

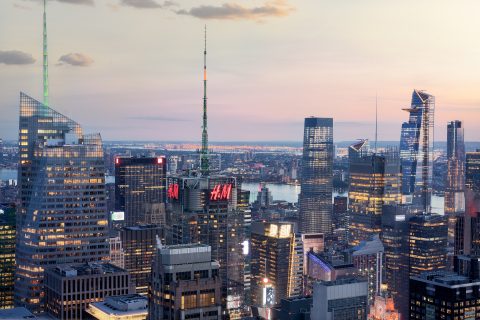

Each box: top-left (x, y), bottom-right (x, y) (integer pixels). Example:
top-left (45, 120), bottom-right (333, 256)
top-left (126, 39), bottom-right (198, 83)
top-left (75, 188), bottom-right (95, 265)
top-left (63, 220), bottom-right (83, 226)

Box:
top-left (43, 0), bottom-right (49, 107)
top-left (200, 25), bottom-right (209, 175)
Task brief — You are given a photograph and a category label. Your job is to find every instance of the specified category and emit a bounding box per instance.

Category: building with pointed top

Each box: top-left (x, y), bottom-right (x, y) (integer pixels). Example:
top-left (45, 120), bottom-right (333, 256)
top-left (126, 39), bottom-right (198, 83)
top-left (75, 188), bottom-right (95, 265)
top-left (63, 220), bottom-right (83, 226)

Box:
top-left (14, 93), bottom-right (109, 313)
top-left (399, 90), bottom-right (435, 213)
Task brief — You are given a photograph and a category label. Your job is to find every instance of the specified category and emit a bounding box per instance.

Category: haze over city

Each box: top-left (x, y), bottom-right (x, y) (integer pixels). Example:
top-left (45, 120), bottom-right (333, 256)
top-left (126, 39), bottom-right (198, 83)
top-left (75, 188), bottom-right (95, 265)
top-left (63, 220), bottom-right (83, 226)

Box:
top-left (1, 0), bottom-right (480, 142)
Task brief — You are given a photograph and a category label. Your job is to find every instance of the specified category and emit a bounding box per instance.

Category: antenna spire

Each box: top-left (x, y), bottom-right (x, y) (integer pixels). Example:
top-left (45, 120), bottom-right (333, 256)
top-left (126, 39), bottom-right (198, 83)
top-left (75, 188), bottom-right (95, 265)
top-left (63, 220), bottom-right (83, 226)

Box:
top-left (375, 93), bottom-right (378, 153)
top-left (200, 25), bottom-right (209, 175)
top-left (43, 0), bottom-right (49, 107)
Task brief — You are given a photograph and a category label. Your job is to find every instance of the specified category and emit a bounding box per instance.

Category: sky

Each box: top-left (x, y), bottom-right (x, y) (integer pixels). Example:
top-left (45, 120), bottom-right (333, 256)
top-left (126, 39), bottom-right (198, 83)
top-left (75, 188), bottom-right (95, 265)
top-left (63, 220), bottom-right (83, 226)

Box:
top-left (0, 0), bottom-right (479, 142)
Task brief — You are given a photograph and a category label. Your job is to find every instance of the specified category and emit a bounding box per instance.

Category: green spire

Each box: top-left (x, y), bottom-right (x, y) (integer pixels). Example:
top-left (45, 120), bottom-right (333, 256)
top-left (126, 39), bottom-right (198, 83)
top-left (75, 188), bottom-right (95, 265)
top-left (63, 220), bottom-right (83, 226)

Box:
top-left (200, 25), bottom-right (209, 175)
top-left (43, 0), bottom-right (49, 107)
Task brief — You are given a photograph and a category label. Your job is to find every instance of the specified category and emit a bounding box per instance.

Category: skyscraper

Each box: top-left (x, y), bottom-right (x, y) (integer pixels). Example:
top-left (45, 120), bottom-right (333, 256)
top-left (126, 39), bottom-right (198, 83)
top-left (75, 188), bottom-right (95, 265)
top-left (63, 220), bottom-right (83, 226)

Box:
top-left (15, 93), bottom-right (109, 312)
top-left (298, 117), bottom-right (333, 235)
top-left (399, 90), bottom-right (435, 213)
top-left (114, 157), bottom-right (166, 226)
top-left (465, 150), bottom-right (480, 256)
top-left (348, 147), bottom-right (402, 246)
top-left (250, 222), bottom-right (303, 307)
top-left (445, 120), bottom-right (465, 253)
top-left (0, 204), bottom-right (16, 310)
top-left (466, 150), bottom-right (480, 193)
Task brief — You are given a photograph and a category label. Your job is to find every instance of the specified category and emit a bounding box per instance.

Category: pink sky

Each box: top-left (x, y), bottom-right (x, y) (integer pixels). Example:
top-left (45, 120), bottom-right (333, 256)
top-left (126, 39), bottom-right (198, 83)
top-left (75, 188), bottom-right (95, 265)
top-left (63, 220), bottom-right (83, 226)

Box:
top-left (0, 0), bottom-right (479, 141)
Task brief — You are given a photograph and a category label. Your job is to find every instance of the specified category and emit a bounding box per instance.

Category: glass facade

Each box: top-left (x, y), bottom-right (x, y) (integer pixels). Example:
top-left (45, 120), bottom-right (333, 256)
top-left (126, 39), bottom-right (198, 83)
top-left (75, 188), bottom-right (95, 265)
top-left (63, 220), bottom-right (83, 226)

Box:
top-left (299, 117), bottom-right (333, 235)
top-left (399, 90), bottom-right (435, 213)
top-left (114, 157), bottom-right (166, 226)
top-left (348, 147), bottom-right (401, 246)
top-left (0, 204), bottom-right (16, 310)
top-left (15, 93), bottom-right (109, 312)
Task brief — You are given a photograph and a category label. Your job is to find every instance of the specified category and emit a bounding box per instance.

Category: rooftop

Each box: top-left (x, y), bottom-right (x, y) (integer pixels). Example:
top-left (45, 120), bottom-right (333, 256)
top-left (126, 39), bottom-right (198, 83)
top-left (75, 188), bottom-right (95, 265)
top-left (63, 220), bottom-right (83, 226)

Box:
top-left (50, 262), bottom-right (127, 277)
top-left (413, 271), bottom-right (480, 288)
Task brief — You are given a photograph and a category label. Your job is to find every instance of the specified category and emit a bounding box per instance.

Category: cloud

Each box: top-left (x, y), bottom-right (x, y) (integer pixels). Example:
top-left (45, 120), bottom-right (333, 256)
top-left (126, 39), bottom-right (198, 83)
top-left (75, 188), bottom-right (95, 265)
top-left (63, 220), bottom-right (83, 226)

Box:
top-left (58, 53), bottom-right (94, 67)
top-left (176, 0), bottom-right (294, 21)
top-left (0, 50), bottom-right (36, 65)
top-left (21, 0), bottom-right (94, 5)
top-left (119, 0), bottom-right (176, 9)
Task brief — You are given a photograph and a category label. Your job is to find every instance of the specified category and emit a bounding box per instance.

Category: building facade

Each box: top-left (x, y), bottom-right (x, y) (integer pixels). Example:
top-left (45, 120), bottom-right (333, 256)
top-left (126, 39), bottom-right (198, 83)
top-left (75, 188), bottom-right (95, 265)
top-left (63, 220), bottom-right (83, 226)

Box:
top-left (311, 278), bottom-right (368, 320)
top-left (0, 204), bottom-right (15, 309)
top-left (399, 90), bottom-right (435, 213)
top-left (44, 263), bottom-right (132, 320)
top-left (149, 244), bottom-right (222, 320)
top-left (87, 294), bottom-right (148, 320)
top-left (298, 117), bottom-right (334, 235)
top-left (115, 157), bottom-right (166, 226)
top-left (15, 93), bottom-right (109, 312)
top-left (120, 225), bottom-right (162, 295)
top-left (348, 148), bottom-right (401, 246)
top-left (250, 221), bottom-right (303, 307)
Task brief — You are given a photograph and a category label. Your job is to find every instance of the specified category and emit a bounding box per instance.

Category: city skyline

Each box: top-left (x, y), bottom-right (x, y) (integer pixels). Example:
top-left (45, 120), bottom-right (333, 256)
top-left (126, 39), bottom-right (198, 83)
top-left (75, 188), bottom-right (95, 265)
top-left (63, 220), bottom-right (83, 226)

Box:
top-left (1, 1), bottom-right (480, 142)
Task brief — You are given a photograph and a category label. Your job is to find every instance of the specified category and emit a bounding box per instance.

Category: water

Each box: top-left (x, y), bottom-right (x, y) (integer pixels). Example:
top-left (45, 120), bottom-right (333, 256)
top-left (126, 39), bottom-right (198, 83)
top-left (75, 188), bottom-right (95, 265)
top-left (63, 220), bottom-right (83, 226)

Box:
top-left (0, 168), bottom-right (17, 181)
top-left (242, 182), bottom-right (444, 214)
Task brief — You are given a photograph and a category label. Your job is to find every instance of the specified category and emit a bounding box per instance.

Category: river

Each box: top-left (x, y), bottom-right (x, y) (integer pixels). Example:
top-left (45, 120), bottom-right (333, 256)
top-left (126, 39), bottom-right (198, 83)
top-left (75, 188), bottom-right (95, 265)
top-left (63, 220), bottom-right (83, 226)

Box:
top-left (242, 182), bottom-right (445, 214)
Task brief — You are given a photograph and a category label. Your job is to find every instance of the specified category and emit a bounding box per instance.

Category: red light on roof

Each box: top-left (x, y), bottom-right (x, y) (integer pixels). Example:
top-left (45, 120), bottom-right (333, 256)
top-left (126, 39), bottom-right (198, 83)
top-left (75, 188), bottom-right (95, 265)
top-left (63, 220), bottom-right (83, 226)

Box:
top-left (157, 158), bottom-right (163, 164)
top-left (115, 158), bottom-right (120, 165)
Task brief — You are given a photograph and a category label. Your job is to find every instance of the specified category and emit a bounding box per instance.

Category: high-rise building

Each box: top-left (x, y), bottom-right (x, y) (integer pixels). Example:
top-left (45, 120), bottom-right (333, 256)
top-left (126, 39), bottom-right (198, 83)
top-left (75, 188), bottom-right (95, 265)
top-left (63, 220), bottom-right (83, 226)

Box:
top-left (108, 235), bottom-right (125, 269)
top-left (44, 263), bottom-right (132, 320)
top-left (409, 271), bottom-right (480, 319)
top-left (445, 121), bottom-right (466, 253)
top-left (149, 244), bottom-right (222, 320)
top-left (351, 235), bottom-right (384, 304)
top-left (311, 278), bottom-right (368, 320)
top-left (167, 174), bottom-right (245, 318)
top-left (348, 148), bottom-right (401, 246)
top-left (399, 90), bottom-right (435, 212)
top-left (333, 196), bottom-right (348, 230)
top-left (301, 233), bottom-right (324, 275)
top-left (250, 222), bottom-right (303, 307)
top-left (466, 150), bottom-right (480, 193)
top-left (15, 93), bottom-right (109, 312)
top-left (0, 204), bottom-right (16, 310)
top-left (380, 205), bottom-right (410, 318)
top-left (120, 225), bottom-right (162, 295)
top-left (114, 157), bottom-right (166, 226)
top-left (299, 117), bottom-right (334, 235)
top-left (256, 183), bottom-right (273, 208)
top-left (408, 214), bottom-right (448, 276)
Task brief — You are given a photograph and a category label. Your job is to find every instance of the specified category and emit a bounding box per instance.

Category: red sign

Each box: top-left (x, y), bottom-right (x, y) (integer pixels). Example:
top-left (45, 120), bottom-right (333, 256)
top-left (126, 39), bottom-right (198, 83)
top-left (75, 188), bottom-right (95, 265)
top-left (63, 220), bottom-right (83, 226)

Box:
top-left (210, 184), bottom-right (232, 201)
top-left (167, 183), bottom-right (179, 200)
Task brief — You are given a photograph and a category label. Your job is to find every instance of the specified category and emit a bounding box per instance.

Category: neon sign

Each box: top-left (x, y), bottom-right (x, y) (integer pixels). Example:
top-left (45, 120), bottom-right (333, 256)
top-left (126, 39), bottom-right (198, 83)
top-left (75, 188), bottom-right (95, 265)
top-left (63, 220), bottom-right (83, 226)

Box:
top-left (167, 183), bottom-right (179, 200)
top-left (210, 184), bottom-right (232, 201)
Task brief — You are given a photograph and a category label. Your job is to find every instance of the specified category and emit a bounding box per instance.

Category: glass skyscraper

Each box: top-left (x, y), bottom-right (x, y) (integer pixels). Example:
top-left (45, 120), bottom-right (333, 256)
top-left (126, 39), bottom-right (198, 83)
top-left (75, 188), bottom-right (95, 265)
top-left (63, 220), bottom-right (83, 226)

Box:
top-left (299, 117), bottom-right (333, 235)
top-left (399, 90), bottom-right (435, 213)
top-left (15, 93), bottom-right (109, 312)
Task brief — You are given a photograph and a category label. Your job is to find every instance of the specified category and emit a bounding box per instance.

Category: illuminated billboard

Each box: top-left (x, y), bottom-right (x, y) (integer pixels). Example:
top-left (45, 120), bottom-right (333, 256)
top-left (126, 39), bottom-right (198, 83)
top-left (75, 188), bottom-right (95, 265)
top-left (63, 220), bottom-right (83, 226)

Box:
top-left (111, 211), bottom-right (125, 221)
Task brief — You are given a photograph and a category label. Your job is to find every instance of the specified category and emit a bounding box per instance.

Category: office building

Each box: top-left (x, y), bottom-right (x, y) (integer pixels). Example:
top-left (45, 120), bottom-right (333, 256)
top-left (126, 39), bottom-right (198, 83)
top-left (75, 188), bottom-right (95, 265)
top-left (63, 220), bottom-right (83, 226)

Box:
top-left (15, 93), bottom-right (109, 312)
top-left (44, 263), bottom-right (132, 320)
top-left (0, 204), bottom-right (15, 309)
top-left (399, 90), bottom-right (435, 212)
top-left (445, 121), bottom-right (466, 254)
top-left (380, 205), bottom-right (410, 317)
top-left (333, 196), bottom-right (348, 230)
top-left (351, 235), bottom-right (384, 303)
top-left (408, 214), bottom-right (448, 276)
top-left (305, 252), bottom-right (357, 295)
top-left (167, 174), bottom-right (246, 317)
top-left (409, 271), bottom-right (480, 319)
top-left (250, 222), bottom-right (303, 307)
top-left (256, 183), bottom-right (273, 208)
top-left (348, 148), bottom-right (401, 246)
top-left (311, 278), bottom-right (368, 320)
top-left (86, 294), bottom-right (148, 320)
top-left (466, 150), bottom-right (480, 193)
top-left (115, 157), bottom-right (166, 226)
top-left (298, 117), bottom-right (334, 235)
top-left (120, 225), bottom-right (162, 295)
top-left (149, 244), bottom-right (221, 320)
top-left (271, 297), bottom-right (312, 320)
top-left (301, 233), bottom-right (324, 275)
